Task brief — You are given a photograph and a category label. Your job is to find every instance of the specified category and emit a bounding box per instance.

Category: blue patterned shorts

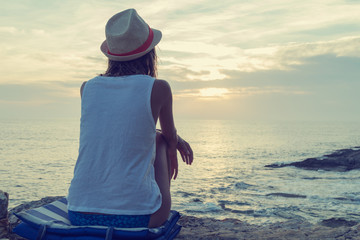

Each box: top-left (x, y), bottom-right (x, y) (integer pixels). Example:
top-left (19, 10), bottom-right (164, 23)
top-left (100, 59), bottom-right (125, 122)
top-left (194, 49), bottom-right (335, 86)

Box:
top-left (68, 210), bottom-right (151, 228)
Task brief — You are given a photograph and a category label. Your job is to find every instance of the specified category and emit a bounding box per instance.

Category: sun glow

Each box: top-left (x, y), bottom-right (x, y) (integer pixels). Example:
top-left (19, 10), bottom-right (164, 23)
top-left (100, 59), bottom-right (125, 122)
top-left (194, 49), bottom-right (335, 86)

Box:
top-left (199, 88), bottom-right (229, 98)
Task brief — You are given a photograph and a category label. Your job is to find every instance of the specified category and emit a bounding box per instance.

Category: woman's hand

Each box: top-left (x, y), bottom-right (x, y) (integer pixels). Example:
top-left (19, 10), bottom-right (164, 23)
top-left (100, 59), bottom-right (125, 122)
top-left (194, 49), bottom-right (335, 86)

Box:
top-left (157, 129), bottom-right (193, 176)
top-left (177, 136), bottom-right (193, 165)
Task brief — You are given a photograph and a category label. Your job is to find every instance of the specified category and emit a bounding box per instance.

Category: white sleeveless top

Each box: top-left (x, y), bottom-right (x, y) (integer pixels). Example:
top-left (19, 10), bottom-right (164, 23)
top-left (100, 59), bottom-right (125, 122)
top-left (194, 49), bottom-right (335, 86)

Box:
top-left (67, 75), bottom-right (161, 215)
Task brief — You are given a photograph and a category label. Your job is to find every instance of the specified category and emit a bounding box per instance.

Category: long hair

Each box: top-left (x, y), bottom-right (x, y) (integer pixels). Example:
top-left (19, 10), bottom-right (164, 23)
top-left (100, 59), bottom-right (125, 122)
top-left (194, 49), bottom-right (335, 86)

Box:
top-left (101, 48), bottom-right (157, 77)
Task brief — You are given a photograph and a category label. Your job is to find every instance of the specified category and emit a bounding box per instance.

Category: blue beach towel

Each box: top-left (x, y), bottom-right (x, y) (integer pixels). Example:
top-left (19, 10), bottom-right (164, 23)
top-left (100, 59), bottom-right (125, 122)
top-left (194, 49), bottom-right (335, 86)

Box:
top-left (13, 198), bottom-right (181, 240)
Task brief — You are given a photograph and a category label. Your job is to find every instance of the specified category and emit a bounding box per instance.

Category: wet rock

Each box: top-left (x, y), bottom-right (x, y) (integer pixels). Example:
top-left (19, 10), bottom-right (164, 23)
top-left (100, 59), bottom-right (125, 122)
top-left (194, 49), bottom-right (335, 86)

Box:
top-left (0, 191), bottom-right (8, 219)
top-left (321, 218), bottom-right (358, 228)
top-left (265, 147), bottom-right (360, 172)
top-left (234, 182), bottom-right (253, 189)
top-left (0, 191), bottom-right (9, 239)
top-left (266, 193), bottom-right (307, 198)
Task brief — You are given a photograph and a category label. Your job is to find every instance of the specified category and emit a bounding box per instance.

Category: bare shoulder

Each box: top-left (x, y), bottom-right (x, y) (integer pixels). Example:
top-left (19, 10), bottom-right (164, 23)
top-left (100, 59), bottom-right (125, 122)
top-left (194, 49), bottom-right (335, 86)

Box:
top-left (153, 79), bottom-right (171, 90)
top-left (153, 79), bottom-right (172, 97)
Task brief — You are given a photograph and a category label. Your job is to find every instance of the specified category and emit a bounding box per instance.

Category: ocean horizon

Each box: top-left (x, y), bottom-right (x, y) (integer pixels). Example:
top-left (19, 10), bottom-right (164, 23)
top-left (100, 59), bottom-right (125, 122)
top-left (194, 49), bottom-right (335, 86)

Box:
top-left (1, 118), bottom-right (360, 225)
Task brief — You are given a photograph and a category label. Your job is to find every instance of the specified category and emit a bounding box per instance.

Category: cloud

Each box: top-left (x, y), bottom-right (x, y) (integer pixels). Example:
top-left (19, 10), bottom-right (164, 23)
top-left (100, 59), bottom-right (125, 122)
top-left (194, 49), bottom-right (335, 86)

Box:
top-left (241, 36), bottom-right (360, 72)
top-left (0, 26), bottom-right (23, 34)
top-left (169, 53), bottom-right (360, 120)
top-left (159, 36), bottom-right (360, 83)
top-left (154, 0), bottom-right (360, 82)
top-left (154, 0), bottom-right (360, 45)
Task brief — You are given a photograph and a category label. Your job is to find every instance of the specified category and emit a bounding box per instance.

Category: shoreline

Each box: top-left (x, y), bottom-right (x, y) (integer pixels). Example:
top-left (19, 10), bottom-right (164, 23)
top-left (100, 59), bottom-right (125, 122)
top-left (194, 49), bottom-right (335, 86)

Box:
top-left (2, 195), bottom-right (359, 240)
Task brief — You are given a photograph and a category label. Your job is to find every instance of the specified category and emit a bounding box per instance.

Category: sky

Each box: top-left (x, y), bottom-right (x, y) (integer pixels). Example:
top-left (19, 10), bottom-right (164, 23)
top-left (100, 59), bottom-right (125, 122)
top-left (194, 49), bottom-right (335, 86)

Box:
top-left (1, 0), bottom-right (360, 121)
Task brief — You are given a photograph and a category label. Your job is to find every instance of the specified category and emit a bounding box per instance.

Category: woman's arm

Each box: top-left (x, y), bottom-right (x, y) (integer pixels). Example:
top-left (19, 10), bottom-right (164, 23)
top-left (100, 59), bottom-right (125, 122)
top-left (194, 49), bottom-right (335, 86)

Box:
top-left (152, 79), bottom-right (194, 179)
top-left (153, 80), bottom-right (178, 179)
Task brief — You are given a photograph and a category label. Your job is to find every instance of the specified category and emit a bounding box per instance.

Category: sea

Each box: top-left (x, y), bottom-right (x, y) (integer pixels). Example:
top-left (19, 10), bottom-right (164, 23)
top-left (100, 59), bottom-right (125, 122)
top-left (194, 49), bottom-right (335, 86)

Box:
top-left (1, 119), bottom-right (360, 225)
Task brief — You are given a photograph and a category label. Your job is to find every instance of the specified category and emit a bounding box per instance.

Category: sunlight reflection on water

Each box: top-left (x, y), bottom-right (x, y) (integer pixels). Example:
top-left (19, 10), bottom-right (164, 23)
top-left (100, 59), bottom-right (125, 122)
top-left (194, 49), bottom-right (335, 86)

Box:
top-left (1, 119), bottom-right (360, 224)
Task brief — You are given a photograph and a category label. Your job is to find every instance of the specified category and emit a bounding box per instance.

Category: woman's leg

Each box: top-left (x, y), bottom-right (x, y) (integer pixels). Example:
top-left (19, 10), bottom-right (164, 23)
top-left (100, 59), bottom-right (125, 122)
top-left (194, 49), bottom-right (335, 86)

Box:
top-left (148, 133), bottom-right (172, 228)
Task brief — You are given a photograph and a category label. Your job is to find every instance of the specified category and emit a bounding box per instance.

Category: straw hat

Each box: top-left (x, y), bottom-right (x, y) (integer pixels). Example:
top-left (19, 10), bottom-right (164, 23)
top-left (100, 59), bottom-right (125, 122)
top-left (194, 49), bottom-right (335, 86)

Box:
top-left (100, 9), bottom-right (162, 61)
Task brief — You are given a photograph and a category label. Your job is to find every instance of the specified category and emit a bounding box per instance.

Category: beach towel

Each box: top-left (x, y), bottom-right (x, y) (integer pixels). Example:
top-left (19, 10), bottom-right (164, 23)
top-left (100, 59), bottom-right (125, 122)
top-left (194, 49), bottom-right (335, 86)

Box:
top-left (12, 198), bottom-right (181, 240)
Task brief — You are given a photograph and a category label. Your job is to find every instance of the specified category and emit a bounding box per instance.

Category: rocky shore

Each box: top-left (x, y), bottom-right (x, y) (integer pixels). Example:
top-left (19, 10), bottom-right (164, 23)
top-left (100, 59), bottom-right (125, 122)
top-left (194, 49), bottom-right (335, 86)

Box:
top-left (1, 193), bottom-right (359, 240)
top-left (177, 215), bottom-right (359, 239)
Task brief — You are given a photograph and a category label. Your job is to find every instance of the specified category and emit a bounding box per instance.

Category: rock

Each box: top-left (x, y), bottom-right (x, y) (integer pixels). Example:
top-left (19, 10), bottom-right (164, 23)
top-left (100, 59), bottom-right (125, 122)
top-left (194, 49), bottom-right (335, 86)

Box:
top-left (0, 191), bottom-right (9, 239)
top-left (266, 193), bottom-right (307, 198)
top-left (0, 191), bottom-right (9, 219)
top-left (177, 215), bottom-right (360, 240)
top-left (321, 218), bottom-right (358, 228)
top-left (265, 147), bottom-right (360, 172)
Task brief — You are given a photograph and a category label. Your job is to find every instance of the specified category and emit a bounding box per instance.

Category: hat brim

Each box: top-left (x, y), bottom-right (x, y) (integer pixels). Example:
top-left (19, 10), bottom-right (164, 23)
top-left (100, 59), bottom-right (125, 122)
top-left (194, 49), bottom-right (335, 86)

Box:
top-left (100, 28), bottom-right (162, 62)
